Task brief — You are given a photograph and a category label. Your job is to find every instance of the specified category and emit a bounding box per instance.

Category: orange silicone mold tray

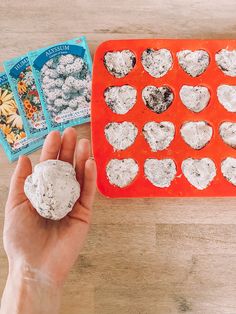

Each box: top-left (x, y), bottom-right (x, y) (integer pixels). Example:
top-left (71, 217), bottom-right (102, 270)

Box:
top-left (91, 39), bottom-right (236, 197)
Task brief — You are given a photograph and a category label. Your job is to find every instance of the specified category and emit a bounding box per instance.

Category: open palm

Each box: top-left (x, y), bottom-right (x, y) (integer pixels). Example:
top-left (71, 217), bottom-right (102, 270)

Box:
top-left (3, 128), bottom-right (97, 287)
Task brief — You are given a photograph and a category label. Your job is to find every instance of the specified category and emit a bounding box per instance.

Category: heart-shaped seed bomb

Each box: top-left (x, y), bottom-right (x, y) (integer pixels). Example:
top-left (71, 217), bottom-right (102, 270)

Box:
top-left (181, 158), bottom-right (216, 190)
top-left (106, 158), bottom-right (138, 188)
top-left (180, 121), bottom-right (213, 149)
top-left (177, 50), bottom-right (209, 77)
top-left (143, 121), bottom-right (175, 151)
top-left (221, 157), bottom-right (236, 186)
top-left (144, 158), bottom-right (176, 188)
top-left (104, 50), bottom-right (136, 78)
top-left (104, 85), bottom-right (137, 114)
top-left (219, 122), bottom-right (236, 148)
top-left (142, 85), bottom-right (174, 114)
top-left (217, 85), bottom-right (236, 112)
top-left (179, 85), bottom-right (210, 113)
top-left (104, 122), bottom-right (138, 151)
top-left (141, 48), bottom-right (173, 78)
top-left (215, 49), bottom-right (236, 77)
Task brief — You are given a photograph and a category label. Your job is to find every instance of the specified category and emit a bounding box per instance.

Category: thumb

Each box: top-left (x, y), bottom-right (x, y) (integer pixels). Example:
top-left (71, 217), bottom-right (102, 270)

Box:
top-left (7, 155), bottom-right (32, 208)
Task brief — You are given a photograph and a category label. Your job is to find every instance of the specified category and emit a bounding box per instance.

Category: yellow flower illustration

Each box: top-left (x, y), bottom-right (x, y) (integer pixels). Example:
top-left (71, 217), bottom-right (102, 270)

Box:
top-left (7, 112), bottom-right (23, 129)
top-left (6, 132), bottom-right (16, 144)
top-left (0, 88), bottom-right (16, 116)
top-left (17, 81), bottom-right (27, 94)
top-left (0, 124), bottom-right (12, 135)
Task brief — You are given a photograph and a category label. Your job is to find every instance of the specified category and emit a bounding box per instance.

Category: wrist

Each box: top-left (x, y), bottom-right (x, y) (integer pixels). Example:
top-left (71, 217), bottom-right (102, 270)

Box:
top-left (8, 260), bottom-right (61, 288)
top-left (1, 262), bottom-right (62, 314)
top-left (7, 257), bottom-right (65, 288)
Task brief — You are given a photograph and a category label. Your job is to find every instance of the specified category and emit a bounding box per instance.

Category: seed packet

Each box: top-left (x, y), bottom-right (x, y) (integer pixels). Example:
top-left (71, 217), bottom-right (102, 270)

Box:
top-left (0, 72), bottom-right (45, 162)
top-left (28, 36), bottom-right (92, 132)
top-left (4, 55), bottom-right (48, 138)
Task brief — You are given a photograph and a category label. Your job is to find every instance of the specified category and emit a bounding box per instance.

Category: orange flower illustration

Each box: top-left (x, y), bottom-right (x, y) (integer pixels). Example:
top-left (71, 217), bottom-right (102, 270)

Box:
top-left (23, 99), bottom-right (32, 110)
top-left (17, 66), bottom-right (44, 126)
top-left (16, 131), bottom-right (26, 140)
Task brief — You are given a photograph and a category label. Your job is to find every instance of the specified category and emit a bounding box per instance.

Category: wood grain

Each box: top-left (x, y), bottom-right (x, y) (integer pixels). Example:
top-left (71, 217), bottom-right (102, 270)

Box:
top-left (1, 0), bottom-right (236, 313)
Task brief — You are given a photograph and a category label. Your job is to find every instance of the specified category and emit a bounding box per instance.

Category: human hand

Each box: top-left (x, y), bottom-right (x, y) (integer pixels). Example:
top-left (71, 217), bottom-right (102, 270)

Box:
top-left (1, 127), bottom-right (97, 313)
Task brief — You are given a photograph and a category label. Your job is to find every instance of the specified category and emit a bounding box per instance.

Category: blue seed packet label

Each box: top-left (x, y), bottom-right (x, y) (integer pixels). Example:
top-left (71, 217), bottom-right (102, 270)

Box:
top-left (0, 72), bottom-right (45, 162)
top-left (28, 36), bottom-right (92, 132)
top-left (4, 55), bottom-right (48, 138)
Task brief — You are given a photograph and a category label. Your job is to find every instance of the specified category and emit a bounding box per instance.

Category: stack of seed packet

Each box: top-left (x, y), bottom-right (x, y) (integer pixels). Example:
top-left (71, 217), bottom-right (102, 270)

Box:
top-left (0, 36), bottom-right (92, 162)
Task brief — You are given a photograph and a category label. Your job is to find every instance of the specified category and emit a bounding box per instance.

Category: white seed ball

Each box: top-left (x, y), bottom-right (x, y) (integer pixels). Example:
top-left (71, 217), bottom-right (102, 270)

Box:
top-left (24, 160), bottom-right (80, 220)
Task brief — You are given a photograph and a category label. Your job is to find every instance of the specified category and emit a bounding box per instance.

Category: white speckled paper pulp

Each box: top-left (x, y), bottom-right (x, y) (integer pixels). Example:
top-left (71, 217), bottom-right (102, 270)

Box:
top-left (24, 160), bottom-right (80, 220)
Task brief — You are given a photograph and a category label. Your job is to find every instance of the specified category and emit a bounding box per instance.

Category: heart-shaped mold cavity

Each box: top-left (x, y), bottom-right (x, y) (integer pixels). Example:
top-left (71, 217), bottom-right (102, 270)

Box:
top-left (219, 122), bottom-right (236, 148)
top-left (181, 158), bottom-right (216, 190)
top-left (142, 85), bottom-right (174, 114)
top-left (179, 85), bottom-right (210, 113)
top-left (106, 158), bottom-right (138, 188)
top-left (143, 121), bottom-right (175, 151)
top-left (141, 48), bottom-right (173, 78)
top-left (144, 158), bottom-right (176, 188)
top-left (104, 85), bottom-right (137, 114)
top-left (104, 122), bottom-right (138, 151)
top-left (221, 157), bottom-right (236, 186)
top-left (177, 50), bottom-right (209, 77)
top-left (180, 121), bottom-right (213, 150)
top-left (103, 50), bottom-right (136, 78)
top-left (217, 85), bottom-right (236, 112)
top-left (215, 49), bottom-right (236, 77)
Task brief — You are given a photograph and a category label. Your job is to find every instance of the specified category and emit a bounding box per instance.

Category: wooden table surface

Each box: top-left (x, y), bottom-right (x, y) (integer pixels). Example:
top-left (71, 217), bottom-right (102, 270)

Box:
top-left (1, 1), bottom-right (236, 313)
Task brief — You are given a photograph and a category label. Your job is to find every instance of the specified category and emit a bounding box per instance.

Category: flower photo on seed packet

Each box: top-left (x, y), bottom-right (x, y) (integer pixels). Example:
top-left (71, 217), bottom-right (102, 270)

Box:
top-left (0, 82), bottom-right (26, 148)
top-left (0, 73), bottom-right (45, 162)
top-left (4, 55), bottom-right (47, 138)
top-left (40, 54), bottom-right (91, 121)
top-left (28, 37), bottom-right (92, 131)
top-left (17, 66), bottom-right (44, 128)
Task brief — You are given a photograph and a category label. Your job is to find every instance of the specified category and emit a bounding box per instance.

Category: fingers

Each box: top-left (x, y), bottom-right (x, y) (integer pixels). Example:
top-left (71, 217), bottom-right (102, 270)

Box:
top-left (79, 159), bottom-right (97, 210)
top-left (7, 155), bottom-right (32, 206)
top-left (75, 139), bottom-right (90, 186)
top-left (69, 159), bottom-right (97, 222)
top-left (40, 130), bottom-right (61, 162)
top-left (59, 127), bottom-right (77, 164)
